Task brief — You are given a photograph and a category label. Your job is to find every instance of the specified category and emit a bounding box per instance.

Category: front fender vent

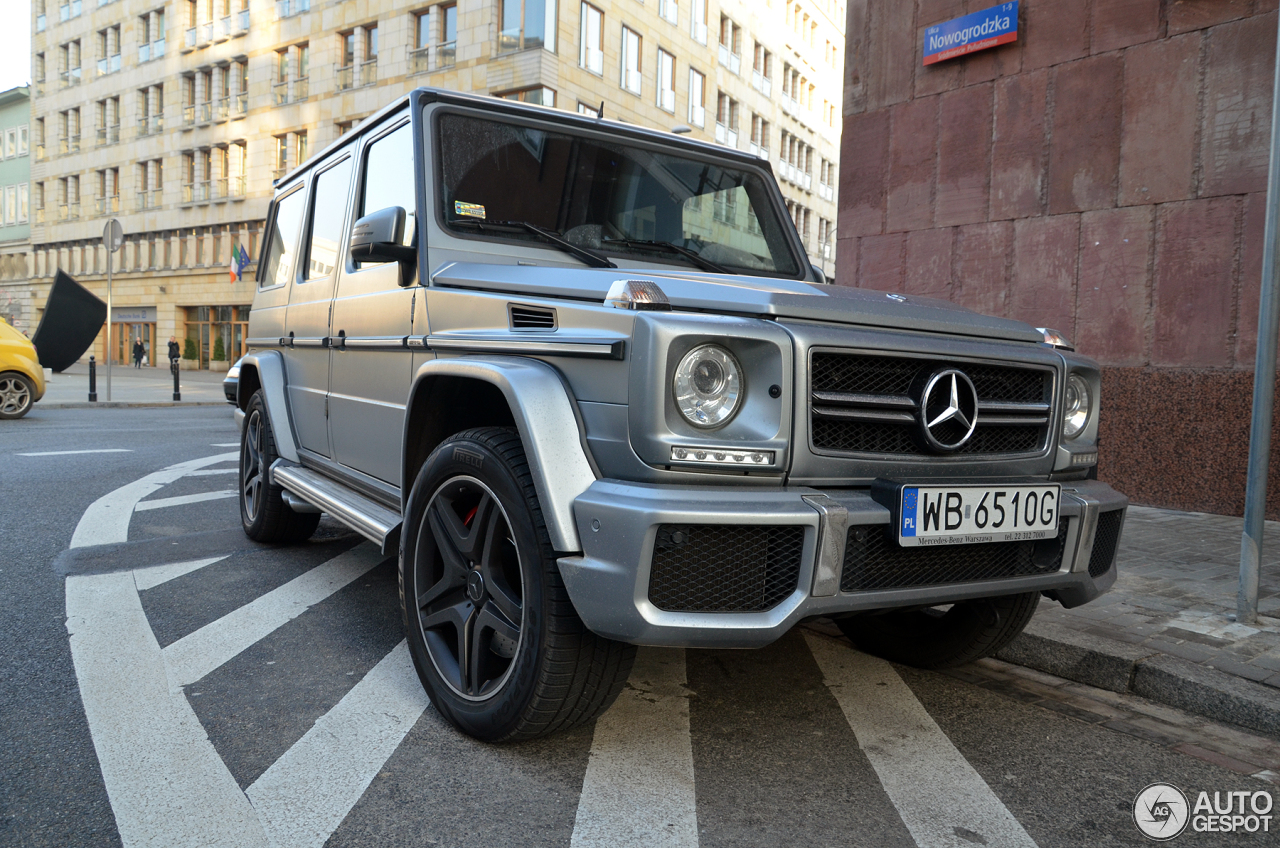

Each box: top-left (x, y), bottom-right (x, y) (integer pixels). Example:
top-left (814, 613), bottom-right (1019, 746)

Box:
top-left (508, 303), bottom-right (557, 331)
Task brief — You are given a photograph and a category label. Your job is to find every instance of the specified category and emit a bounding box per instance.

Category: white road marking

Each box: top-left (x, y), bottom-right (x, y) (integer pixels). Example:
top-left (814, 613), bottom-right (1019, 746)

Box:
top-left (163, 544), bottom-right (386, 689)
top-left (188, 468), bottom-right (238, 477)
top-left (19, 448), bottom-right (134, 456)
top-left (70, 452), bottom-right (238, 548)
top-left (570, 647), bottom-right (698, 848)
top-left (211, 443), bottom-right (240, 447)
top-left (135, 490), bottom-right (237, 512)
top-left (247, 641), bottom-right (430, 848)
top-left (134, 556), bottom-right (229, 592)
top-left (805, 633), bottom-right (1039, 848)
top-left (66, 570), bottom-right (271, 848)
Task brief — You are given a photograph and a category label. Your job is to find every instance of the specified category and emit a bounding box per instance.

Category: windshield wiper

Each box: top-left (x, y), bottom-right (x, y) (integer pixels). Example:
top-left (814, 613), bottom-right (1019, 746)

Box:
top-left (450, 218), bottom-right (617, 269)
top-left (601, 238), bottom-right (734, 275)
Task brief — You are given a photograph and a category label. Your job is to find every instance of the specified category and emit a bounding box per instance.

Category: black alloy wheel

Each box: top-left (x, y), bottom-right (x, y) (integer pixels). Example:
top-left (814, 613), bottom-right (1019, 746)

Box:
top-left (239, 389), bottom-right (320, 543)
top-left (241, 405), bottom-right (266, 524)
top-left (414, 475), bottom-right (525, 699)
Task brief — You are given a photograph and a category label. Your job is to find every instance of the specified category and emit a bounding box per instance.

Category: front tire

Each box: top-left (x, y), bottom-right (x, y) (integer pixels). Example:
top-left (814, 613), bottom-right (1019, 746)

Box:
top-left (239, 389), bottom-right (320, 543)
top-left (0, 372), bottom-right (35, 419)
top-left (836, 592), bottom-right (1039, 669)
top-left (401, 427), bottom-right (635, 741)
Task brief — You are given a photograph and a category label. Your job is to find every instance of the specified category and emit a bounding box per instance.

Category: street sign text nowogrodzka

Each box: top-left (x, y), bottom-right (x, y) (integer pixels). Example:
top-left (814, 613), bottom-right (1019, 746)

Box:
top-left (923, 2), bottom-right (1018, 66)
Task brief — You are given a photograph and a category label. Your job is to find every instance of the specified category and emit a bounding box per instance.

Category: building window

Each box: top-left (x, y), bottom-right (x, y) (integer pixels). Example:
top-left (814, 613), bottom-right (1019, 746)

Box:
top-left (413, 3), bottom-right (457, 72)
top-left (498, 86), bottom-right (556, 107)
top-left (499, 0), bottom-right (556, 53)
top-left (718, 15), bottom-right (740, 73)
top-left (3, 129), bottom-right (14, 158)
top-left (337, 31), bottom-right (355, 89)
top-left (296, 130), bottom-right (308, 166)
top-left (620, 26), bottom-right (641, 95)
top-left (17, 183), bottom-right (28, 223)
top-left (17, 126), bottom-right (27, 156)
top-left (274, 135), bottom-right (288, 179)
top-left (689, 0), bottom-right (706, 44)
top-left (658, 0), bottom-right (677, 25)
top-left (687, 67), bottom-right (704, 126)
top-left (579, 3), bottom-right (603, 75)
top-left (576, 101), bottom-right (600, 117)
top-left (656, 49), bottom-right (675, 112)
top-left (715, 91), bottom-right (737, 146)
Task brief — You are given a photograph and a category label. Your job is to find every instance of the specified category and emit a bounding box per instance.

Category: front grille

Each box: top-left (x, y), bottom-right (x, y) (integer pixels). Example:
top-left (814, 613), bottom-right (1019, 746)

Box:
top-left (1088, 510), bottom-right (1123, 578)
top-left (810, 352), bottom-right (1053, 458)
top-left (648, 524), bottom-right (805, 612)
top-left (839, 520), bottom-right (1071, 593)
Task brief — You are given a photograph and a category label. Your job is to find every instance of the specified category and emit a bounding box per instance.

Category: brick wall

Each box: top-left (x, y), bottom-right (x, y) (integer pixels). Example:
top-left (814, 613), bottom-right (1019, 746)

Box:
top-left (838, 0), bottom-right (1280, 517)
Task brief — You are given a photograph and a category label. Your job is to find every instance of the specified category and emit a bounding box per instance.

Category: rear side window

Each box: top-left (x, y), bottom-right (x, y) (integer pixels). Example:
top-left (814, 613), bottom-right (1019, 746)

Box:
top-left (303, 157), bottom-right (354, 281)
top-left (360, 122), bottom-right (416, 249)
top-left (258, 187), bottom-right (307, 288)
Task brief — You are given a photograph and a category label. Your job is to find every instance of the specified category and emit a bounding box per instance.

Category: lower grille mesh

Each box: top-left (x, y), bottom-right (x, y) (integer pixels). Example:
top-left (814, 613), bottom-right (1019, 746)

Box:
top-left (1088, 510), bottom-right (1124, 578)
top-left (648, 524), bottom-right (805, 612)
top-left (840, 520), bottom-right (1071, 593)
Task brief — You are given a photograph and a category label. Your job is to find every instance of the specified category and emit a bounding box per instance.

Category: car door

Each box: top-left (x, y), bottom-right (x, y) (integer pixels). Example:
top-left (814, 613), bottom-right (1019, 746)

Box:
top-left (327, 117), bottom-right (418, 486)
top-left (283, 156), bottom-right (354, 458)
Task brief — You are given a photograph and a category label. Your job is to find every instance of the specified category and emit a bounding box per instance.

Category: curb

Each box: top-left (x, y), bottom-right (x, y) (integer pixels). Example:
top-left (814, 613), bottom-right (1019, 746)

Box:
top-left (996, 618), bottom-right (1280, 738)
top-left (38, 401), bottom-right (230, 409)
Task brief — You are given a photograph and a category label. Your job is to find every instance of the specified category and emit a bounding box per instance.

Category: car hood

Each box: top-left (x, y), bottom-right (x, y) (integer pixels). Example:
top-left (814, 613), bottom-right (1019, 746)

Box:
top-left (430, 262), bottom-right (1045, 343)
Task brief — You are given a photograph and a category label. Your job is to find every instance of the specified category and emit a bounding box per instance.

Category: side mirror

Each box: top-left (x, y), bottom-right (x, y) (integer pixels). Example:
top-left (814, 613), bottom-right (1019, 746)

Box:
top-left (349, 206), bottom-right (417, 265)
top-left (810, 263), bottom-right (828, 284)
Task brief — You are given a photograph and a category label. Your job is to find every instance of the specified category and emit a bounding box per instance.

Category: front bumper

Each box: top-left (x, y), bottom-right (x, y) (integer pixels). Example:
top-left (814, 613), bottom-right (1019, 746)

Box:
top-left (559, 478), bottom-right (1127, 648)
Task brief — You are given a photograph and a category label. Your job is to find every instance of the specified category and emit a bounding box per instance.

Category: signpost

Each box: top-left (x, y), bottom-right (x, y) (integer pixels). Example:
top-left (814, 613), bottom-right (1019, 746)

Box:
top-left (102, 219), bottom-right (124, 402)
top-left (923, 2), bottom-right (1018, 66)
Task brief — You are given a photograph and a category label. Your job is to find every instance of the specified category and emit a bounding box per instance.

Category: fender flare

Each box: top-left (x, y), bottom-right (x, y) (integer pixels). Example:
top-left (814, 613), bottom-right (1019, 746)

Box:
top-left (237, 350), bottom-right (299, 464)
top-left (405, 357), bottom-right (597, 552)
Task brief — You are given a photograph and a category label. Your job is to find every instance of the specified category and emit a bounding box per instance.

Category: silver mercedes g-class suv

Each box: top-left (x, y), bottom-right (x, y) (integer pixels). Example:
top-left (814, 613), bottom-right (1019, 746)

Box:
top-left (235, 88), bottom-right (1127, 741)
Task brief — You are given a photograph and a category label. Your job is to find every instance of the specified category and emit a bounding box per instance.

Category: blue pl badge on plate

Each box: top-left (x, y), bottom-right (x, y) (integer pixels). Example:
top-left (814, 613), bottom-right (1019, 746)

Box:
top-left (901, 487), bottom-right (919, 538)
top-left (923, 2), bottom-right (1018, 66)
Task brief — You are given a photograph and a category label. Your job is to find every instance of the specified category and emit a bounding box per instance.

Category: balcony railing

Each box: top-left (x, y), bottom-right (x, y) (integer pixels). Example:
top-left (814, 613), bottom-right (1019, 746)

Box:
top-left (294, 76), bottom-right (309, 100)
top-left (35, 207), bottom-right (45, 223)
top-left (60, 134), bottom-right (80, 153)
top-left (751, 70), bottom-right (771, 97)
top-left (659, 89), bottom-right (675, 113)
top-left (226, 175), bottom-right (245, 197)
top-left (271, 167), bottom-right (287, 182)
top-left (360, 59), bottom-right (376, 86)
top-left (692, 21), bottom-right (707, 44)
top-left (214, 97), bottom-right (229, 121)
top-left (237, 9), bottom-right (249, 31)
top-left (717, 45), bottom-right (740, 74)
top-left (714, 122), bottom-right (737, 147)
top-left (194, 181), bottom-right (209, 202)
top-left (95, 125), bottom-right (120, 145)
top-left (94, 195), bottom-right (119, 215)
top-left (96, 54), bottom-right (121, 76)
top-left (689, 104), bottom-right (705, 127)
top-left (152, 39), bottom-right (165, 58)
top-left (59, 68), bottom-right (82, 87)
top-left (275, 0), bottom-right (309, 18)
top-left (413, 41), bottom-right (458, 73)
top-left (139, 42), bottom-right (150, 62)
top-left (35, 143), bottom-right (45, 160)
top-left (200, 22), bottom-right (213, 43)
top-left (137, 188), bottom-right (161, 209)
top-left (748, 141), bottom-right (769, 160)
top-left (59, 203), bottom-right (80, 220)
top-left (233, 92), bottom-right (247, 117)
top-left (137, 114), bottom-right (162, 136)
top-left (273, 80), bottom-right (289, 105)
top-left (184, 27), bottom-right (196, 49)
top-left (183, 104), bottom-right (195, 125)
top-left (198, 101), bottom-right (212, 123)
top-left (335, 65), bottom-right (354, 91)
top-left (33, 80), bottom-right (44, 96)
top-left (818, 183), bottom-right (834, 202)
top-left (218, 16), bottom-right (231, 39)
top-left (36, 13), bottom-right (46, 31)
top-left (211, 178), bottom-right (225, 200)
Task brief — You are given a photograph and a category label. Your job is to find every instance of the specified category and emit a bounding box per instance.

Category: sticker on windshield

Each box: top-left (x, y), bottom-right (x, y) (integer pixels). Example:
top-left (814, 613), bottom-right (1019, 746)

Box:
top-left (454, 201), bottom-right (486, 219)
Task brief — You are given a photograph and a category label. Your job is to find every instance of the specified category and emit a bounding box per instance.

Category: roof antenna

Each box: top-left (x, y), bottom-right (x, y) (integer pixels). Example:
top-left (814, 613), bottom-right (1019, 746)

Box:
top-left (598, 101), bottom-right (605, 119)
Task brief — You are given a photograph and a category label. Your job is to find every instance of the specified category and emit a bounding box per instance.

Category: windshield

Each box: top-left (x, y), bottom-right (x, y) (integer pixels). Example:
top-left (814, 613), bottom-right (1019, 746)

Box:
top-left (435, 112), bottom-right (801, 277)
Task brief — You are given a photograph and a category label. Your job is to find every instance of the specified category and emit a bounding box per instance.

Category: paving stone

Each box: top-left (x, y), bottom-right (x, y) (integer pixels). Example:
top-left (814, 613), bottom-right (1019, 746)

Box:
top-left (1174, 743), bottom-right (1263, 775)
top-left (1144, 639), bottom-right (1217, 664)
top-left (1208, 657), bottom-right (1276, 683)
top-left (1104, 718), bottom-right (1188, 748)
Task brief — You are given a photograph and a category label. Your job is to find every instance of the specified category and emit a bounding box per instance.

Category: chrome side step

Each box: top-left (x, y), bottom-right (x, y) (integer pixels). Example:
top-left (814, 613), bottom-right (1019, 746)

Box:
top-left (271, 461), bottom-right (402, 555)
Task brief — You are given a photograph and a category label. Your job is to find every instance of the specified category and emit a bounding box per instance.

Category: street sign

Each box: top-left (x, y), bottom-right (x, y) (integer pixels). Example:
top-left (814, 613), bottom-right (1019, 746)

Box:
top-left (923, 2), bottom-right (1018, 66)
top-left (103, 218), bottom-right (124, 253)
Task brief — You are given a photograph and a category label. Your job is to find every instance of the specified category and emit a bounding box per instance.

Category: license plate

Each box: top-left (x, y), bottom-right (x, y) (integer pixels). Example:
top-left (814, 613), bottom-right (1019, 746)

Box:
top-left (897, 484), bottom-right (1060, 546)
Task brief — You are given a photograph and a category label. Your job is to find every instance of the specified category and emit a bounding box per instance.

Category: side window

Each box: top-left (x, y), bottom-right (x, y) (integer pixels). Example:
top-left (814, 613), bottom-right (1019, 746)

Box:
top-left (258, 186), bottom-right (307, 288)
top-left (360, 122), bottom-right (415, 252)
top-left (303, 157), bottom-right (353, 281)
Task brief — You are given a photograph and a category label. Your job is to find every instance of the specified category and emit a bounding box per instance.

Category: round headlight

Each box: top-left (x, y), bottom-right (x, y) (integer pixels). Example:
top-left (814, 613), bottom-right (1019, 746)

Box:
top-left (673, 345), bottom-right (742, 428)
top-left (1063, 374), bottom-right (1091, 440)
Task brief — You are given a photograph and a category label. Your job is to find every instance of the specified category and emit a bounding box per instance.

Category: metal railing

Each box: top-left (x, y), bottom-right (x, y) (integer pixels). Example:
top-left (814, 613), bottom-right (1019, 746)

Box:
top-left (748, 141), bottom-right (769, 159)
top-left (139, 42), bottom-right (150, 62)
top-left (237, 9), bottom-right (249, 31)
top-left (412, 41), bottom-right (457, 73)
top-left (335, 65), bottom-right (354, 91)
top-left (59, 68), bottom-right (82, 87)
top-left (751, 70), bottom-right (771, 97)
top-left (152, 39), bottom-right (165, 58)
top-left (359, 59), bottom-right (376, 86)
top-left (294, 76), bottom-right (308, 100)
top-left (137, 114), bottom-right (162, 136)
top-left (198, 101), bottom-right (212, 123)
top-left (211, 178), bottom-right (225, 200)
top-left (97, 55), bottom-right (121, 76)
top-left (219, 15), bottom-right (231, 38)
top-left (36, 14), bottom-right (46, 31)
top-left (233, 92), bottom-right (247, 116)
top-left (183, 104), bottom-right (195, 125)
top-left (714, 122), bottom-right (737, 147)
top-left (225, 175), bottom-right (245, 197)
top-left (214, 97), bottom-right (229, 121)
top-left (137, 189), bottom-right (162, 209)
top-left (275, 0), bottom-right (308, 17)
top-left (273, 80), bottom-right (289, 105)
top-left (93, 195), bottom-right (119, 215)
top-left (184, 27), bottom-right (196, 49)
top-left (193, 181), bottom-right (209, 202)
top-left (200, 22), bottom-right (213, 43)
top-left (60, 134), bottom-right (81, 153)
top-left (96, 125), bottom-right (119, 145)
top-left (689, 104), bottom-right (705, 127)
top-left (718, 44), bottom-right (740, 74)
top-left (271, 167), bottom-right (287, 182)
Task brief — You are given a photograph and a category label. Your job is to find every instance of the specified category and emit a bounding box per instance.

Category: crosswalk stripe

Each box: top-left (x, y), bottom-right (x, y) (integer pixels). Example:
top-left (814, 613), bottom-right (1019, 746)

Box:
top-left (187, 468), bottom-right (238, 476)
top-left (805, 632), bottom-right (1039, 848)
top-left (246, 641), bottom-right (430, 848)
top-left (135, 490), bottom-right (237, 511)
top-left (66, 570), bottom-right (271, 848)
top-left (571, 647), bottom-right (699, 848)
top-left (163, 544), bottom-right (386, 689)
top-left (134, 556), bottom-right (229, 591)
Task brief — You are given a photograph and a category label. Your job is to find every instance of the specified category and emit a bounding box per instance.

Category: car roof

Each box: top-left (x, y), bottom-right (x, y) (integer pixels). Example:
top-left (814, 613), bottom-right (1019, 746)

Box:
top-left (274, 86), bottom-right (768, 194)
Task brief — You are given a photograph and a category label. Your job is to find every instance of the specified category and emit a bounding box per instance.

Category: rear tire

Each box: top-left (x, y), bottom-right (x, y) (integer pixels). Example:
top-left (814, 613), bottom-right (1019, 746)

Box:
top-left (239, 389), bottom-right (320, 543)
top-left (836, 592), bottom-right (1039, 669)
top-left (400, 426), bottom-right (635, 741)
top-left (0, 372), bottom-right (35, 419)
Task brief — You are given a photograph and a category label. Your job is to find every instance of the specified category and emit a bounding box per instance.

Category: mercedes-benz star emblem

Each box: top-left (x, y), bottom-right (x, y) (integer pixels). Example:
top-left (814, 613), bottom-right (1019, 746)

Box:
top-left (918, 368), bottom-right (979, 452)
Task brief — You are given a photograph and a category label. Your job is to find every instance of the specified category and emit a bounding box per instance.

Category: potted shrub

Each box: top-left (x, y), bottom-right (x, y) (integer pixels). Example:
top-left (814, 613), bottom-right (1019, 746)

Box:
top-left (181, 337), bottom-right (201, 371)
top-left (208, 334), bottom-right (229, 373)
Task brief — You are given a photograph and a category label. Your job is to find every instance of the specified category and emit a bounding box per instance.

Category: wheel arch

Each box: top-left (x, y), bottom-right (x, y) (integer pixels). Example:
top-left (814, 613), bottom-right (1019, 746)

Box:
top-left (403, 357), bottom-right (597, 553)
top-left (236, 350), bottom-right (299, 463)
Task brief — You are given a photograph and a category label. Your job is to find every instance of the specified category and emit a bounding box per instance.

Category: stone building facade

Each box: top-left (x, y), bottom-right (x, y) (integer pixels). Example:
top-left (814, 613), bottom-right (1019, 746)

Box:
top-left (25, 0), bottom-right (844, 368)
top-left (838, 0), bottom-right (1280, 517)
top-left (0, 86), bottom-right (32, 333)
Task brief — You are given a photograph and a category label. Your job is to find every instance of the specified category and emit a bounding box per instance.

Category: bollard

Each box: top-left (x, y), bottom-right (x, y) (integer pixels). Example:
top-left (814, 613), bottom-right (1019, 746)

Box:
top-left (172, 359), bottom-right (181, 402)
top-left (88, 356), bottom-right (97, 402)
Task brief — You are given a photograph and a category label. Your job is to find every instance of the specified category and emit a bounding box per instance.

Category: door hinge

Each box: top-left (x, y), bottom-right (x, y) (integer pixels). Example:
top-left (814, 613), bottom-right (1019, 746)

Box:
top-left (325, 396), bottom-right (329, 418)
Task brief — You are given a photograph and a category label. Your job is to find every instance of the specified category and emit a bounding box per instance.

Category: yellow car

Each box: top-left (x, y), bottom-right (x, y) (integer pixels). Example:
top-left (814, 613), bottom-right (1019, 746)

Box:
top-left (0, 316), bottom-right (45, 419)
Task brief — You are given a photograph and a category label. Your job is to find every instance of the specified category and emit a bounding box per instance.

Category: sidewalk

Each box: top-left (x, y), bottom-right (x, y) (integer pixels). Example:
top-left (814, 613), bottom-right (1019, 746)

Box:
top-left (36, 360), bottom-right (231, 407)
top-left (996, 505), bottom-right (1280, 739)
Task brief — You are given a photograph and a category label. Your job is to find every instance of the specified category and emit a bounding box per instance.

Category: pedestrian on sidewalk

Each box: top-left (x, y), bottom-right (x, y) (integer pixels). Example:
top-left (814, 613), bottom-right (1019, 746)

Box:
top-left (132, 339), bottom-right (145, 369)
top-left (167, 336), bottom-right (180, 372)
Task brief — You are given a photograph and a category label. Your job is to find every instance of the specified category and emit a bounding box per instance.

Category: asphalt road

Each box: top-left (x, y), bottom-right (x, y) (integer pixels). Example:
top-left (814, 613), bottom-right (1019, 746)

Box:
top-left (1, 406), bottom-right (1275, 848)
